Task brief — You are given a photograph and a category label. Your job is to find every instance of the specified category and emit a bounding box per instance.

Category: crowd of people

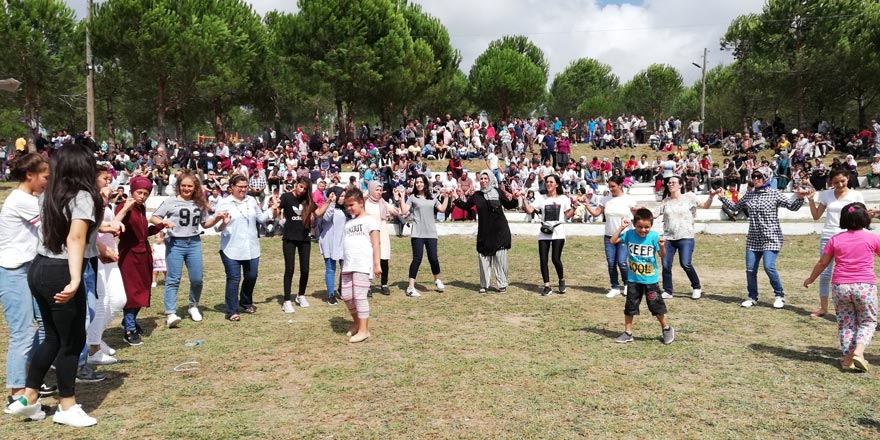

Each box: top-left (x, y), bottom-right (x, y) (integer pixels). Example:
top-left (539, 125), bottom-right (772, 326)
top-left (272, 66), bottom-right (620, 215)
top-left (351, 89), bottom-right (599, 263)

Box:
top-left (3, 113), bottom-right (880, 427)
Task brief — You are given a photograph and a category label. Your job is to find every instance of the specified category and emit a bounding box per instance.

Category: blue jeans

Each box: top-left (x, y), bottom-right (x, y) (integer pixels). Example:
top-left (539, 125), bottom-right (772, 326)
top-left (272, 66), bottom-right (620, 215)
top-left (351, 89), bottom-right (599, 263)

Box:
top-left (603, 236), bottom-right (628, 289)
top-left (79, 258), bottom-right (97, 366)
top-left (409, 237), bottom-right (440, 279)
top-left (122, 307), bottom-right (141, 332)
top-left (818, 238), bottom-right (834, 298)
top-left (220, 251), bottom-right (259, 317)
top-left (324, 258), bottom-right (338, 298)
top-left (745, 249), bottom-right (784, 301)
top-left (163, 236), bottom-right (204, 313)
top-left (0, 263), bottom-right (35, 388)
top-left (492, 169), bottom-right (502, 187)
top-left (662, 238), bottom-right (701, 294)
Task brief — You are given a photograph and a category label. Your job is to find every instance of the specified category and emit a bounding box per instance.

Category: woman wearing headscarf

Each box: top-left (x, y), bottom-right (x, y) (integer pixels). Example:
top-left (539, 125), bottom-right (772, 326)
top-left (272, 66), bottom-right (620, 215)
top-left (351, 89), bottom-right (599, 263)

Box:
top-left (454, 170), bottom-right (519, 293)
top-left (365, 180), bottom-right (407, 295)
top-left (714, 169), bottom-right (808, 309)
top-left (843, 154), bottom-right (859, 189)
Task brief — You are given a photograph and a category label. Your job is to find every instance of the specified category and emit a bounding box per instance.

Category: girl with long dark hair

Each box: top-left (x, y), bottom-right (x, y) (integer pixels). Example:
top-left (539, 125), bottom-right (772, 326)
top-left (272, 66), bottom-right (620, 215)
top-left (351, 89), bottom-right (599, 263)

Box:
top-left (522, 174), bottom-right (575, 295)
top-left (7, 145), bottom-right (102, 426)
top-left (279, 176), bottom-right (315, 312)
top-left (405, 174), bottom-right (449, 297)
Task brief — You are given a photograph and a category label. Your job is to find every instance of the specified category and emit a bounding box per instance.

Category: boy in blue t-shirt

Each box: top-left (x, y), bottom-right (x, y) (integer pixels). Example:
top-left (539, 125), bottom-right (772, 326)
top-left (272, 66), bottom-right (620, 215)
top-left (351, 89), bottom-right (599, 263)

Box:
top-left (610, 208), bottom-right (675, 345)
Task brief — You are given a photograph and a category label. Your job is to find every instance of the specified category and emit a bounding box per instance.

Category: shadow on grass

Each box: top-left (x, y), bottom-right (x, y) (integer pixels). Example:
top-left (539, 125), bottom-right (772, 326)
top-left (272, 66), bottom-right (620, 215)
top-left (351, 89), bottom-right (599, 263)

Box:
top-left (329, 316), bottom-right (351, 334)
top-left (574, 325), bottom-right (658, 342)
top-left (79, 371), bottom-right (131, 413)
top-left (702, 293), bottom-right (837, 322)
top-left (446, 280), bottom-right (481, 292)
top-left (855, 416), bottom-right (880, 434)
top-left (748, 343), bottom-right (841, 367)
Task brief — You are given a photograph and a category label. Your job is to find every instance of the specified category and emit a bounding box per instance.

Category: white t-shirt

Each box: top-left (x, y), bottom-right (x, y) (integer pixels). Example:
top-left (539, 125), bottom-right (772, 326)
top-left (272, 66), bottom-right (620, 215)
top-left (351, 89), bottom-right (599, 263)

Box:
top-left (659, 193), bottom-right (700, 240)
top-left (343, 215), bottom-right (379, 274)
top-left (600, 194), bottom-right (636, 236)
top-left (534, 194), bottom-right (571, 240)
top-left (487, 152), bottom-right (499, 170)
top-left (0, 189), bottom-right (41, 268)
top-left (819, 189), bottom-right (865, 240)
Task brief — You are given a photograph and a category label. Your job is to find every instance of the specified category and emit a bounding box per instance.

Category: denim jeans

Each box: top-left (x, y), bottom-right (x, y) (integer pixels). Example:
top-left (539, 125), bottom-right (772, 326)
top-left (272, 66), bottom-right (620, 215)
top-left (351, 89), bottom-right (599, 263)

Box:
top-left (163, 236), bottom-right (204, 313)
top-left (122, 307), bottom-right (141, 332)
top-left (818, 238), bottom-right (834, 298)
top-left (0, 263), bottom-right (35, 388)
top-left (79, 258), bottom-right (97, 366)
top-left (324, 258), bottom-right (338, 298)
top-left (662, 238), bottom-right (701, 294)
top-left (603, 235), bottom-right (628, 289)
top-left (409, 237), bottom-right (440, 279)
top-left (220, 251), bottom-right (259, 317)
top-left (745, 249), bottom-right (784, 301)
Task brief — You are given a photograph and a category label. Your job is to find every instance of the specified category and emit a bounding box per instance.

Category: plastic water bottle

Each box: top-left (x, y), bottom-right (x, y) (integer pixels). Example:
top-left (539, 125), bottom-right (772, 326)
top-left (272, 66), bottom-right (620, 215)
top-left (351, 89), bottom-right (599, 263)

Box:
top-left (184, 340), bottom-right (202, 347)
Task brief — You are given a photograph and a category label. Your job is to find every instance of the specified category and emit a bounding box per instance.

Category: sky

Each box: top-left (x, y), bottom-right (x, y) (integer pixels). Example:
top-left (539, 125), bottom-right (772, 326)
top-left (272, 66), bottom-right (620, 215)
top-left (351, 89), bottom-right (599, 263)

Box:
top-left (66, 0), bottom-right (767, 86)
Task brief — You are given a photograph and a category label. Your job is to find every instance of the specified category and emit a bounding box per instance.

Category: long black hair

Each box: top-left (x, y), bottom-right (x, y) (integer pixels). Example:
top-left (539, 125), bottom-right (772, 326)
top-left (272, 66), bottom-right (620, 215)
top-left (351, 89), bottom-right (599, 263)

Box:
top-left (412, 174), bottom-right (433, 199)
top-left (42, 144), bottom-right (102, 254)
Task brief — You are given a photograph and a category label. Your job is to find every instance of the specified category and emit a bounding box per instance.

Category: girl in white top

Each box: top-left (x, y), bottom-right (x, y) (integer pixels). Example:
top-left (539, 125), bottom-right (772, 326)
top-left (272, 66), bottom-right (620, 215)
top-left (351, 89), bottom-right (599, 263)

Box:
top-left (340, 188), bottom-right (381, 343)
top-left (585, 175), bottom-right (639, 298)
top-left (807, 168), bottom-right (865, 317)
top-left (0, 153), bottom-right (48, 401)
top-left (522, 174), bottom-right (575, 296)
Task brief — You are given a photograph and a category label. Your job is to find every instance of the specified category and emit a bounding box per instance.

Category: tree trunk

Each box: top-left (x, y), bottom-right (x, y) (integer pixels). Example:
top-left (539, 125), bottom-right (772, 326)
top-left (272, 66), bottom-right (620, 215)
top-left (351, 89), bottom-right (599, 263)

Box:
top-left (345, 101), bottom-right (355, 143)
top-left (402, 103), bottom-right (409, 127)
top-left (857, 94), bottom-right (866, 130)
top-left (381, 102), bottom-right (392, 131)
top-left (106, 96), bottom-right (116, 149)
top-left (175, 102), bottom-right (185, 143)
top-left (501, 103), bottom-right (510, 123)
top-left (313, 106), bottom-right (319, 134)
top-left (212, 98), bottom-right (225, 142)
top-left (24, 83), bottom-right (37, 152)
top-left (156, 77), bottom-right (167, 147)
top-left (335, 98), bottom-right (345, 145)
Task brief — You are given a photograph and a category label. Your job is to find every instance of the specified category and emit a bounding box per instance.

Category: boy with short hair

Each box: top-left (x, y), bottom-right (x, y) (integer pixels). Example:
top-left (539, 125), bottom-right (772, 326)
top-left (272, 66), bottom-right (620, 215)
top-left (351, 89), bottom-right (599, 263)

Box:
top-left (610, 208), bottom-right (675, 345)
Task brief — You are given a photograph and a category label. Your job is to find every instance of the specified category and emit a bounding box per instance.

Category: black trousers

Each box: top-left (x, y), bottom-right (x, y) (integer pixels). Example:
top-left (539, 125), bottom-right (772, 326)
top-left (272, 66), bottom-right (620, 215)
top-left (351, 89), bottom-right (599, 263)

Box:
top-left (538, 239), bottom-right (565, 283)
top-left (27, 255), bottom-right (87, 398)
top-left (282, 239), bottom-right (311, 300)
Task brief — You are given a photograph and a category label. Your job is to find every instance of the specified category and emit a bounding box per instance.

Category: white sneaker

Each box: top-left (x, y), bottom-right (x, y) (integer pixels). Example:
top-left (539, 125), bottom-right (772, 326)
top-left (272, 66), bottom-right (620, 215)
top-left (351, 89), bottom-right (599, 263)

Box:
top-left (281, 301), bottom-right (295, 313)
top-left (6, 396), bottom-right (45, 421)
top-left (691, 289), bottom-right (702, 300)
top-left (87, 351), bottom-right (118, 366)
top-left (606, 288), bottom-right (621, 298)
top-left (661, 292), bottom-right (674, 299)
top-left (623, 285), bottom-right (628, 297)
top-left (100, 341), bottom-right (116, 356)
top-left (166, 313), bottom-right (182, 329)
top-left (52, 404), bottom-right (97, 427)
top-left (435, 279), bottom-right (445, 292)
top-left (773, 297), bottom-right (785, 309)
top-left (188, 306), bottom-right (203, 322)
top-left (406, 287), bottom-right (421, 298)
top-left (295, 296), bottom-right (310, 308)
top-left (741, 299), bottom-right (757, 308)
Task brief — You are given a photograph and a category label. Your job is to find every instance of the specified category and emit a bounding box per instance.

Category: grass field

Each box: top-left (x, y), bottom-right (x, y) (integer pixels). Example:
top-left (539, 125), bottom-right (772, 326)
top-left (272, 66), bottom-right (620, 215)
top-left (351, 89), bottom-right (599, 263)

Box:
top-left (1, 143), bottom-right (880, 439)
top-left (1, 232), bottom-right (880, 439)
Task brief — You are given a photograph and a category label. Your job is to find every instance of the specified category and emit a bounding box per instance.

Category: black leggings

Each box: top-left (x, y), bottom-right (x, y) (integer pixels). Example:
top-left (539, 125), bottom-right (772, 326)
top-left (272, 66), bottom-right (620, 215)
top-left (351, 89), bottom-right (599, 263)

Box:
top-left (380, 259), bottom-right (389, 285)
top-left (538, 239), bottom-right (565, 283)
top-left (27, 255), bottom-right (86, 399)
top-left (282, 239), bottom-right (310, 300)
top-left (409, 237), bottom-right (440, 279)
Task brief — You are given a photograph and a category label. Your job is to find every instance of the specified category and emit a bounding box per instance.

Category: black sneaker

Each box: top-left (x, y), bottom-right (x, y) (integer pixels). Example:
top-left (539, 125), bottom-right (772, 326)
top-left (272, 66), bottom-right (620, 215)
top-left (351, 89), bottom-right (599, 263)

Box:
top-left (328, 296), bottom-right (338, 305)
top-left (380, 285), bottom-right (391, 296)
top-left (75, 365), bottom-right (106, 383)
top-left (367, 290), bottom-right (373, 299)
top-left (124, 330), bottom-right (143, 346)
top-left (541, 286), bottom-right (552, 296)
top-left (38, 384), bottom-right (58, 397)
top-left (558, 280), bottom-right (567, 294)
top-left (135, 323), bottom-right (144, 336)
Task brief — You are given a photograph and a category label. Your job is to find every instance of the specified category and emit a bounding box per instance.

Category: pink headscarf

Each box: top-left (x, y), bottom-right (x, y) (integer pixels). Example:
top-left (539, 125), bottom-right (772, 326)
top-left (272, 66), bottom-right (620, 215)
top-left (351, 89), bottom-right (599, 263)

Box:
top-left (367, 180), bottom-right (389, 220)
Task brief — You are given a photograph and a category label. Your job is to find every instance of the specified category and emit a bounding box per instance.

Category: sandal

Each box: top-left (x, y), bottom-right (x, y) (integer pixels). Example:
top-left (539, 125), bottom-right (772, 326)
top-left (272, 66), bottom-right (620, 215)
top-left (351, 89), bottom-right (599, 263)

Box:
top-left (498, 287), bottom-right (507, 293)
top-left (242, 306), bottom-right (257, 314)
top-left (809, 309), bottom-right (827, 318)
top-left (478, 288), bottom-right (487, 294)
top-left (853, 355), bottom-right (870, 372)
top-left (226, 314), bottom-right (240, 322)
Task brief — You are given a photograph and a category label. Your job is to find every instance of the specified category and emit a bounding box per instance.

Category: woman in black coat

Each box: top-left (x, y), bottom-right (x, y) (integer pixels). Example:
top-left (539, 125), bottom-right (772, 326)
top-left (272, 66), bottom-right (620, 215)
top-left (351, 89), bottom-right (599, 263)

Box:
top-left (453, 170), bottom-right (519, 293)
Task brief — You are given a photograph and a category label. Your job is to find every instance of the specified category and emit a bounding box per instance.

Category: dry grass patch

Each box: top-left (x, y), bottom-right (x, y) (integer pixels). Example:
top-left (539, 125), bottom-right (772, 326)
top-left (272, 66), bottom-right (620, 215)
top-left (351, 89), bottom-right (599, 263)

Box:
top-left (1, 227), bottom-right (880, 438)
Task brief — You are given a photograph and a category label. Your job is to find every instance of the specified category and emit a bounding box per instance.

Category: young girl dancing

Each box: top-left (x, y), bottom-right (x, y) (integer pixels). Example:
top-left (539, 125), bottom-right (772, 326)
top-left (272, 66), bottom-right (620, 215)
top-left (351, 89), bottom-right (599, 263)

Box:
top-left (804, 202), bottom-right (880, 372)
top-left (340, 188), bottom-right (381, 343)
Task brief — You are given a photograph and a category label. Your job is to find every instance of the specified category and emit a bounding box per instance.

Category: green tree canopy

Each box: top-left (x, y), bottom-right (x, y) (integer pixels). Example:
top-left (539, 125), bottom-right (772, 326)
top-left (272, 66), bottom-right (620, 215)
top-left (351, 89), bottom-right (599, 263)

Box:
top-left (547, 58), bottom-right (619, 119)
top-left (469, 36), bottom-right (548, 121)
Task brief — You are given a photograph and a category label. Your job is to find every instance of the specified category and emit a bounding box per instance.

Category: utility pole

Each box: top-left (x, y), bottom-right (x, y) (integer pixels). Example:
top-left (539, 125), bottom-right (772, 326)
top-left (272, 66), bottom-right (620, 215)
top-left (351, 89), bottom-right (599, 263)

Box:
top-left (700, 47), bottom-right (706, 134)
top-left (86, 0), bottom-right (95, 136)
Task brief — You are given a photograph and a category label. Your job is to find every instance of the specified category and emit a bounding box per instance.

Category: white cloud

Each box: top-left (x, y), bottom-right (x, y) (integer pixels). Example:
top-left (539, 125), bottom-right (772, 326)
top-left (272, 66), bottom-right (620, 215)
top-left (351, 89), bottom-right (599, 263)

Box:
top-left (66, 0), bottom-right (765, 85)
